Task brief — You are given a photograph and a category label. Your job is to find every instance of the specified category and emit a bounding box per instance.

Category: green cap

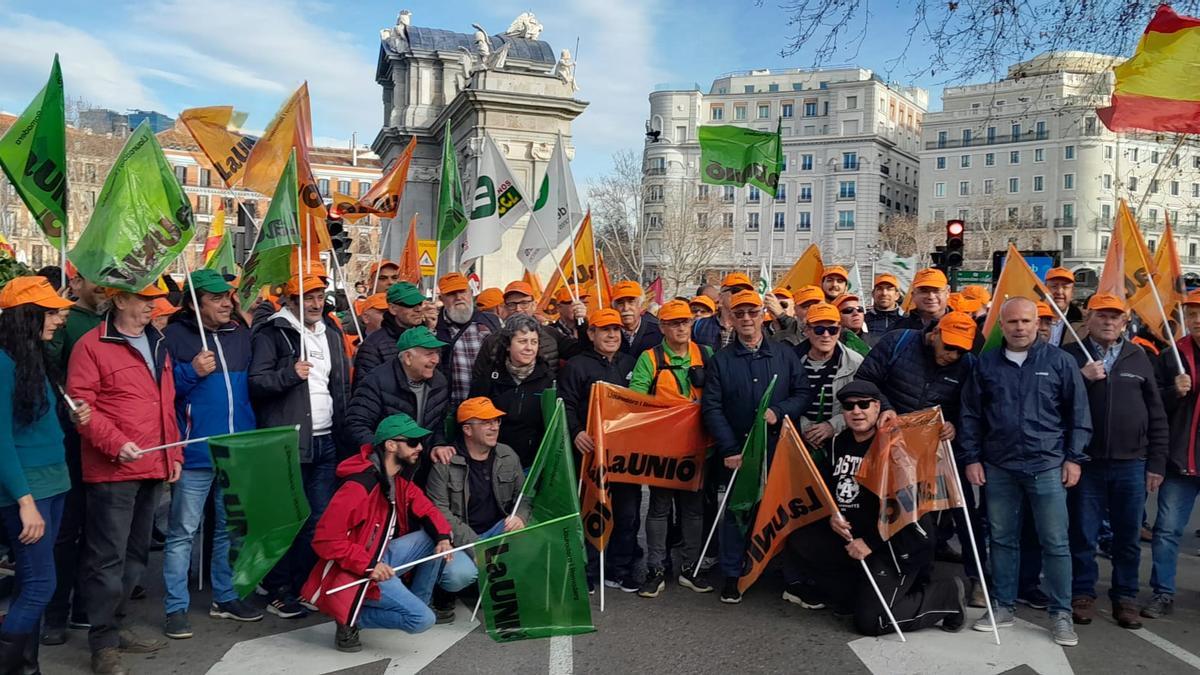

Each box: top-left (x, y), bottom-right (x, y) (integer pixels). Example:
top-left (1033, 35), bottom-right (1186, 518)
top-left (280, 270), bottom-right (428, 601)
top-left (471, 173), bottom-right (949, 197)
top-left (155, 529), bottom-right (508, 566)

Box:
top-left (373, 413), bottom-right (431, 445)
top-left (387, 282), bottom-right (425, 307)
top-left (186, 269), bottom-right (233, 295)
top-left (396, 325), bottom-right (448, 352)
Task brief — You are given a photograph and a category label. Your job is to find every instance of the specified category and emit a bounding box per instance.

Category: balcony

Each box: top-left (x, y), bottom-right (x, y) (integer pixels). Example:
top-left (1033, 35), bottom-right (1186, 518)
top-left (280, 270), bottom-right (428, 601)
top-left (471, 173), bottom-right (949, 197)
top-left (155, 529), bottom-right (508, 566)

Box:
top-left (645, 167), bottom-right (666, 176)
top-left (1054, 217), bottom-right (1075, 229)
top-left (925, 132), bottom-right (1042, 150)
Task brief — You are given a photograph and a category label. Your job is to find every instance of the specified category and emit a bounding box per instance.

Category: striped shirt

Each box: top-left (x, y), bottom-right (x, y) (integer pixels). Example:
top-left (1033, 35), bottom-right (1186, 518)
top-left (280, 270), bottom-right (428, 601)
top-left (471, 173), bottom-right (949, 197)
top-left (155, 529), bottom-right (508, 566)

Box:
top-left (801, 349), bottom-right (841, 422)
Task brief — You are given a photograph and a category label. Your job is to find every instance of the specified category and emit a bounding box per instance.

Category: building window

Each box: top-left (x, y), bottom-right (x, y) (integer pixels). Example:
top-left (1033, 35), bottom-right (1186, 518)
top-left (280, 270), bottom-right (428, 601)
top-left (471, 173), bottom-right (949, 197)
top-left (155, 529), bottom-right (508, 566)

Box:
top-left (711, 106), bottom-right (724, 121)
top-left (838, 181), bottom-right (857, 199)
top-left (748, 186), bottom-right (760, 203)
top-left (647, 214), bottom-right (662, 231)
top-left (722, 186), bottom-right (735, 203)
top-left (799, 184), bottom-right (813, 202)
top-left (1151, 179), bottom-right (1159, 194)
top-left (723, 212), bottom-right (734, 228)
top-left (1008, 177), bottom-right (1019, 193)
top-left (734, 106), bottom-right (747, 120)
top-left (1101, 235), bottom-right (1111, 253)
top-left (1171, 180), bottom-right (1180, 196)
top-left (780, 154), bottom-right (788, 172)
top-left (936, 157), bottom-right (946, 170)
top-left (801, 154), bottom-right (813, 170)
top-left (1062, 203), bottom-right (1074, 224)
top-left (797, 211), bottom-right (812, 230)
top-left (677, 126), bottom-right (688, 142)
top-left (1007, 207), bottom-right (1019, 223)
top-left (1033, 175), bottom-right (1044, 192)
top-left (769, 83), bottom-right (780, 92)
top-left (773, 212), bottom-right (786, 231)
top-left (1193, 183), bottom-right (1199, 198)
top-left (1062, 234), bottom-right (1073, 256)
top-left (846, 96), bottom-right (858, 109)
top-left (934, 182), bottom-right (946, 198)
top-left (775, 183), bottom-right (787, 201)
top-left (1063, 173), bottom-right (1075, 190)
top-left (196, 194), bottom-right (209, 214)
top-left (1011, 122), bottom-right (1021, 138)
top-left (174, 165), bottom-right (188, 184)
top-left (984, 153), bottom-right (995, 166)
top-left (842, 152), bottom-right (858, 169)
top-left (958, 181), bottom-right (970, 196)
top-left (1034, 148), bottom-right (1044, 162)
top-left (1152, 150), bottom-right (1160, 164)
top-left (697, 213), bottom-right (708, 229)
top-left (338, 179), bottom-right (351, 195)
top-left (758, 104), bottom-right (770, 119)
top-left (986, 127), bottom-right (996, 144)
top-left (1035, 120), bottom-right (1047, 140)
top-left (359, 181), bottom-right (371, 196)
top-left (1106, 146), bottom-right (1114, 159)
top-left (960, 155), bottom-right (971, 168)
top-left (1102, 203), bottom-right (1112, 221)
top-left (804, 102), bottom-right (817, 116)
top-left (199, 168), bottom-right (211, 187)
top-left (1129, 177), bottom-right (1138, 192)
top-left (1132, 148), bottom-right (1140, 161)
top-left (983, 179), bottom-right (994, 195)
top-left (648, 185), bottom-right (664, 202)
top-left (836, 210), bottom-right (855, 229)
top-left (962, 129), bottom-right (972, 145)
top-left (1064, 145), bottom-right (1076, 160)
top-left (697, 184), bottom-right (710, 201)
top-left (85, 163), bottom-right (96, 182)
top-left (318, 178), bottom-right (330, 197)
top-left (1104, 175), bottom-right (1113, 189)
top-left (747, 213), bottom-right (760, 231)
top-left (782, 103), bottom-right (794, 118)
top-left (1009, 150), bottom-right (1020, 165)
top-left (744, 85), bottom-right (755, 93)
top-left (937, 131), bottom-right (947, 148)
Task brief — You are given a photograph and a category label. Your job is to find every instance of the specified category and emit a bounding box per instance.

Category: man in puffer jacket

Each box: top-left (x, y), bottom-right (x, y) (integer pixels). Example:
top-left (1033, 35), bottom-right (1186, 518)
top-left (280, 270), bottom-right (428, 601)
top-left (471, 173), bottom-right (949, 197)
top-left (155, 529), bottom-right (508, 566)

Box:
top-left (301, 414), bottom-right (475, 654)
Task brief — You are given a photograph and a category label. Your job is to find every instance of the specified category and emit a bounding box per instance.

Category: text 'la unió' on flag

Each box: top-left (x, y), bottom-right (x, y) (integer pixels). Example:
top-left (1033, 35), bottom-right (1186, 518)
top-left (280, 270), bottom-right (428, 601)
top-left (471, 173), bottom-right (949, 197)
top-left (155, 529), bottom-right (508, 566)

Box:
top-left (698, 122), bottom-right (783, 197)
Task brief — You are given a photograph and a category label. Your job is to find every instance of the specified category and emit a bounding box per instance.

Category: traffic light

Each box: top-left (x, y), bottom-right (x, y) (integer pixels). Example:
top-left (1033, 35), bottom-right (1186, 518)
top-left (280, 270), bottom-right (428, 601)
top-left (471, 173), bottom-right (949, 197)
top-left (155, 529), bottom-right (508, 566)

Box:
top-left (326, 217), bottom-right (352, 267)
top-left (945, 219), bottom-right (965, 269)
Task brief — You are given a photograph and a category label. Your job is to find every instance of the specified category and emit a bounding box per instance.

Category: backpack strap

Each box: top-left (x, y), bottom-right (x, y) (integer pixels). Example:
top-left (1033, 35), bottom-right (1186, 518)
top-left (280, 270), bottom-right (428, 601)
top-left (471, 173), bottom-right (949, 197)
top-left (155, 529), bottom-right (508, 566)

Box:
top-left (888, 330), bottom-right (915, 368)
top-left (646, 344), bottom-right (669, 396)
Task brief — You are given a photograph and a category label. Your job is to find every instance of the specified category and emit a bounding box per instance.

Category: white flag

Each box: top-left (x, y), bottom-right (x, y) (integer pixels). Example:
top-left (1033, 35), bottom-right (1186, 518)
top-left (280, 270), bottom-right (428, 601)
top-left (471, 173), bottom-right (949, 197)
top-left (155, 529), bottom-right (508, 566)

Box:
top-left (461, 135), bottom-right (532, 263)
top-left (874, 251), bottom-right (918, 294)
top-left (517, 133), bottom-right (583, 270)
top-left (757, 257), bottom-right (771, 295)
top-left (845, 260), bottom-right (864, 296)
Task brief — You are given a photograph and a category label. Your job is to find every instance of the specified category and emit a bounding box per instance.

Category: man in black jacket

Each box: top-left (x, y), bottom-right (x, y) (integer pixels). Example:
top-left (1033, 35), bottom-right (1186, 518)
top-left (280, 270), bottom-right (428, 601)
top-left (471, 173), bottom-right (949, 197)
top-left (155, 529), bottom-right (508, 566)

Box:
top-left (865, 274), bottom-right (904, 335)
top-left (249, 273), bottom-right (352, 618)
top-left (701, 289), bottom-right (810, 604)
top-left (891, 269), bottom-right (950, 332)
top-left (433, 273), bottom-right (500, 407)
top-left (559, 309), bottom-right (638, 591)
top-left (354, 281), bottom-right (427, 386)
top-left (346, 326), bottom-right (455, 486)
top-left (1061, 293), bottom-right (1168, 629)
top-left (611, 280), bottom-right (662, 357)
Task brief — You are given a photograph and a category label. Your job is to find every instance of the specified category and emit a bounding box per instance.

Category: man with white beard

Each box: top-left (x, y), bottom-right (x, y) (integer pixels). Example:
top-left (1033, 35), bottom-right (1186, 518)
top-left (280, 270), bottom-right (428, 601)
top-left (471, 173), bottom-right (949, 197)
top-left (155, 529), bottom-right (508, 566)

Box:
top-left (434, 273), bottom-right (501, 407)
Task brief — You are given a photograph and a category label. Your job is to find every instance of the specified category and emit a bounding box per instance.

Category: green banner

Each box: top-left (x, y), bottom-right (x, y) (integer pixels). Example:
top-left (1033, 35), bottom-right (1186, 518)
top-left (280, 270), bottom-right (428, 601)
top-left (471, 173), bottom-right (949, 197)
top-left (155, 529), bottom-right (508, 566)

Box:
top-left (238, 151), bottom-right (299, 307)
top-left (843, 330), bottom-right (871, 356)
top-left (204, 230), bottom-right (238, 278)
top-left (69, 122), bottom-right (194, 289)
top-left (209, 426), bottom-right (308, 598)
top-left (0, 55), bottom-right (68, 247)
top-left (699, 123), bottom-right (783, 197)
top-left (436, 119), bottom-right (467, 253)
top-left (522, 399), bottom-right (580, 525)
top-left (475, 513), bottom-right (594, 643)
top-left (728, 375), bottom-right (777, 533)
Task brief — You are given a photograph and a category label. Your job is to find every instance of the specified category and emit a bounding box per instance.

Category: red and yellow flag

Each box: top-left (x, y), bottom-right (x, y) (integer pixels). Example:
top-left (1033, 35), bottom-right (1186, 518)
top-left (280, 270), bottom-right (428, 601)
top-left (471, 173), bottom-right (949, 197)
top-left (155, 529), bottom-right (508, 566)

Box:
top-left (588, 382), bottom-right (710, 489)
top-left (397, 214), bottom-right (420, 285)
top-left (981, 244), bottom-right (1051, 350)
top-left (1098, 5), bottom-right (1200, 134)
top-left (203, 201), bottom-right (226, 264)
top-left (537, 211), bottom-right (612, 314)
top-left (330, 136), bottom-right (416, 221)
top-left (777, 243), bottom-right (824, 293)
top-left (738, 417), bottom-right (836, 593)
top-left (178, 106), bottom-right (255, 189)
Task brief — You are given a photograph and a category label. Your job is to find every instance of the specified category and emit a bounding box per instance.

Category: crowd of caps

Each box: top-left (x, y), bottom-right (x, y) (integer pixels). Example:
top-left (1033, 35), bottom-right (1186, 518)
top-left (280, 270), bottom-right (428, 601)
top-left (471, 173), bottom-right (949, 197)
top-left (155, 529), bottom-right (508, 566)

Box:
top-left (0, 250), bottom-right (1194, 674)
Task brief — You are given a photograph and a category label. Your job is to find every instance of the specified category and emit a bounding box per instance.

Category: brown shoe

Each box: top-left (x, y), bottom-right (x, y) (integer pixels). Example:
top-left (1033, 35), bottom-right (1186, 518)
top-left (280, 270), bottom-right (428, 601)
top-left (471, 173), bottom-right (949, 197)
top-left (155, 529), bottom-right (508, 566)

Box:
top-left (91, 647), bottom-right (127, 675)
top-left (1113, 599), bottom-right (1143, 630)
top-left (117, 628), bottom-right (165, 653)
top-left (1071, 596), bottom-right (1095, 625)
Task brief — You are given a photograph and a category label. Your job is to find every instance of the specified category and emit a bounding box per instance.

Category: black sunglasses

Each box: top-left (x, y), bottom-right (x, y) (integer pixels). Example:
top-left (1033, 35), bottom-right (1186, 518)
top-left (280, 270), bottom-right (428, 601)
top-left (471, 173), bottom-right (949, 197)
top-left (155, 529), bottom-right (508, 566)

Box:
top-left (843, 399), bottom-right (876, 410)
top-left (840, 307), bottom-right (865, 314)
top-left (811, 325), bottom-right (840, 336)
top-left (393, 438), bottom-right (421, 448)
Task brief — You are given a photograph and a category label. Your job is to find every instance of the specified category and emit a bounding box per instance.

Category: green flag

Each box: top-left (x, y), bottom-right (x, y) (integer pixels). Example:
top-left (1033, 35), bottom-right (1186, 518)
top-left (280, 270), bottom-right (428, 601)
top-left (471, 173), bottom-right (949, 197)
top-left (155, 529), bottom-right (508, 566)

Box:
top-left (436, 120), bottom-right (467, 253)
top-left (522, 399), bottom-right (580, 525)
top-left (204, 229), bottom-right (238, 278)
top-left (69, 122), bottom-right (195, 289)
top-left (843, 330), bottom-right (871, 356)
top-left (0, 55), bottom-right (68, 248)
top-left (475, 513), bottom-right (594, 643)
top-left (728, 375), bottom-right (778, 533)
top-left (208, 426), bottom-right (309, 598)
top-left (699, 122), bottom-right (783, 197)
top-left (238, 151), bottom-right (300, 307)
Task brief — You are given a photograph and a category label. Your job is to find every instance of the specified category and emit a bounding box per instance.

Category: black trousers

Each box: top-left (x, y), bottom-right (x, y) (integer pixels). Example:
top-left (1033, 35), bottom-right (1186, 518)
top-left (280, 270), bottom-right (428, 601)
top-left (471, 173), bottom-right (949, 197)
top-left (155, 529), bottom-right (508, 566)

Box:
top-left (854, 554), bottom-right (963, 636)
top-left (83, 480), bottom-right (161, 651)
top-left (45, 431), bottom-right (86, 628)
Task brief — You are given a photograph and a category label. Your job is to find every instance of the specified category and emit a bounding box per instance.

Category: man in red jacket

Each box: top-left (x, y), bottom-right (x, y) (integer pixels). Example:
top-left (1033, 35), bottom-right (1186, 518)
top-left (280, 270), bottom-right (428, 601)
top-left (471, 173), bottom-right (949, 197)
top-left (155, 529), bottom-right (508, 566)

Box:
top-left (67, 284), bottom-right (183, 675)
top-left (301, 413), bottom-right (476, 654)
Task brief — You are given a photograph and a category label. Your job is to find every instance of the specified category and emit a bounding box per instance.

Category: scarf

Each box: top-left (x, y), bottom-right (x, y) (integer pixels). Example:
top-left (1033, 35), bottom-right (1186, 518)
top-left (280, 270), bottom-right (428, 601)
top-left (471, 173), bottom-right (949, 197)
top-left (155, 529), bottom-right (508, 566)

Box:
top-left (505, 358), bottom-right (536, 384)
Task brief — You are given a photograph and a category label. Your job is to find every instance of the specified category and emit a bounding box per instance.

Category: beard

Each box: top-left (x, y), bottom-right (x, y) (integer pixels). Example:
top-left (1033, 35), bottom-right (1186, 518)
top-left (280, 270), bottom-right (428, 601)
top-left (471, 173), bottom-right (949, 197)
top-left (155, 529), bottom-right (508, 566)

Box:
top-left (446, 302), bottom-right (473, 324)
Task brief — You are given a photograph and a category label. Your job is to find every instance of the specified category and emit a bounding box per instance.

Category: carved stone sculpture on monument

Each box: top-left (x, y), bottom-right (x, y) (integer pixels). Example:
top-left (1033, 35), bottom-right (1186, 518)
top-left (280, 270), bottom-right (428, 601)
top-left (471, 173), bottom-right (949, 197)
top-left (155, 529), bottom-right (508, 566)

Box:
top-left (380, 10), bottom-right (412, 50)
top-left (554, 48), bottom-right (579, 92)
top-left (504, 12), bottom-right (543, 40)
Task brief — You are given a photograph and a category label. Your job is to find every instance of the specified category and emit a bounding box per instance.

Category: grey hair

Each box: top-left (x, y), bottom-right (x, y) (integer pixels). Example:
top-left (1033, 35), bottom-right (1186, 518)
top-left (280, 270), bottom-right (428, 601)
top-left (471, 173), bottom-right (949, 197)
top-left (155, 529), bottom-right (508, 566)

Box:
top-left (504, 314), bottom-right (541, 335)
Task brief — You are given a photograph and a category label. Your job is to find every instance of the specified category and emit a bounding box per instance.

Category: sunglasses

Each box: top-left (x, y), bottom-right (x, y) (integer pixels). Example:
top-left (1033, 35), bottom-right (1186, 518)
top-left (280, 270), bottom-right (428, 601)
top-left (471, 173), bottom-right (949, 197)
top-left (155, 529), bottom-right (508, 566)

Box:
top-left (840, 307), bottom-right (865, 315)
top-left (843, 399), bottom-right (876, 410)
top-left (811, 325), bottom-right (840, 336)
top-left (946, 345), bottom-right (968, 355)
top-left (394, 438), bottom-right (421, 448)
top-left (732, 308), bottom-right (762, 319)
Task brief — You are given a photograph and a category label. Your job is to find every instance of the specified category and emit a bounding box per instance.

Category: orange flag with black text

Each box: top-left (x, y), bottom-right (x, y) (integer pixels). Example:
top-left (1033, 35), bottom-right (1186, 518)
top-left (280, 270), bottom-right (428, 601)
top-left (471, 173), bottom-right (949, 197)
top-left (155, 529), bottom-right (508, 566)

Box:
top-left (538, 211), bottom-right (611, 314)
top-left (178, 106), bottom-right (255, 189)
top-left (397, 214), bottom-right (420, 284)
top-left (330, 136), bottom-right (416, 221)
top-left (588, 382), bottom-right (710, 489)
top-left (777, 243), bottom-right (824, 293)
top-left (581, 388), bottom-right (612, 552)
top-left (738, 417), bottom-right (836, 593)
top-left (1130, 213), bottom-right (1186, 340)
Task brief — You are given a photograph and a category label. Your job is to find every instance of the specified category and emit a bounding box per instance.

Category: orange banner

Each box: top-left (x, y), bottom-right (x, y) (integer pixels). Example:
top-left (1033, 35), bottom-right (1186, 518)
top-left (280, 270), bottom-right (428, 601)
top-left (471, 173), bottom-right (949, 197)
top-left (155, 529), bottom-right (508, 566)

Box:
top-left (523, 270), bottom-right (543, 303)
top-left (397, 214), bottom-right (420, 285)
top-left (777, 243), bottom-right (824, 293)
top-left (855, 408), bottom-right (963, 542)
top-left (581, 389), bottom-right (612, 552)
top-left (1130, 213), bottom-right (1185, 340)
top-left (330, 136), bottom-right (416, 221)
top-left (178, 106), bottom-right (255, 189)
top-left (738, 417), bottom-right (836, 593)
top-left (588, 382), bottom-right (710, 490)
top-left (537, 211), bottom-right (612, 314)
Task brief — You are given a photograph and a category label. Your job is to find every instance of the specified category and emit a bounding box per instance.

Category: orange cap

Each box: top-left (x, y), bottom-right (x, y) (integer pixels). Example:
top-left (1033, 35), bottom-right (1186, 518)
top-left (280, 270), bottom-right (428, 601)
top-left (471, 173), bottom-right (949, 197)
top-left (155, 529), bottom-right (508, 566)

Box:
top-left (476, 288), bottom-right (503, 311)
top-left (503, 281), bottom-right (534, 298)
top-left (367, 259), bottom-right (398, 280)
top-left (362, 292), bottom-right (389, 312)
top-left (611, 280), bottom-right (644, 301)
top-left (822, 266), bottom-right (849, 281)
top-left (554, 286), bottom-right (588, 304)
top-left (285, 274), bottom-right (327, 297)
top-left (961, 285), bottom-right (991, 304)
top-left (658, 299), bottom-right (693, 322)
top-left (1036, 301), bottom-right (1054, 319)
top-left (455, 396), bottom-right (507, 423)
top-left (689, 295), bottom-right (716, 313)
top-left (438, 273), bottom-right (470, 294)
top-left (1185, 289), bottom-right (1200, 307)
top-left (873, 273), bottom-right (900, 289)
top-left (937, 311), bottom-right (977, 351)
top-left (721, 272), bottom-right (754, 291)
top-left (1046, 267), bottom-right (1075, 284)
top-left (833, 294), bottom-right (860, 308)
top-left (730, 289), bottom-right (763, 308)
top-left (0, 276), bottom-right (73, 310)
top-left (947, 293), bottom-right (982, 314)
top-left (588, 308), bottom-right (623, 328)
top-left (912, 268), bottom-right (949, 290)
top-left (793, 285), bottom-right (825, 306)
top-left (104, 283), bottom-right (168, 299)
top-left (770, 287), bottom-right (793, 301)
top-left (805, 302), bottom-right (840, 324)
top-left (150, 298), bottom-right (180, 319)
top-left (1087, 292), bottom-right (1127, 313)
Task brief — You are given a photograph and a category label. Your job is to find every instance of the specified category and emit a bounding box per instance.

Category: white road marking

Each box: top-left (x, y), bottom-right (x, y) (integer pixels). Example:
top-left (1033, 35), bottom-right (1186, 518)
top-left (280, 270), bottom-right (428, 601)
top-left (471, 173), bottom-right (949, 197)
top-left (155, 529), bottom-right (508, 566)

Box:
top-left (850, 615), bottom-right (1073, 675)
top-left (1130, 627), bottom-right (1200, 670)
top-left (549, 635), bottom-right (573, 674)
top-left (206, 605), bottom-right (475, 675)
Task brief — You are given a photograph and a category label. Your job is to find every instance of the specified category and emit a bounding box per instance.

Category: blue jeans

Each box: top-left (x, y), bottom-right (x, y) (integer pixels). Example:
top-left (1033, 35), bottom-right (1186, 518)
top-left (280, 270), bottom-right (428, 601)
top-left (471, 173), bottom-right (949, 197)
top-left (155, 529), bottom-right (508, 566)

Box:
top-left (984, 464), bottom-right (1071, 614)
top-left (1068, 459), bottom-right (1145, 600)
top-left (263, 433), bottom-right (338, 596)
top-left (356, 531), bottom-right (477, 632)
top-left (1149, 474), bottom-right (1200, 597)
top-left (163, 469), bottom-right (236, 614)
top-left (0, 492), bottom-right (65, 634)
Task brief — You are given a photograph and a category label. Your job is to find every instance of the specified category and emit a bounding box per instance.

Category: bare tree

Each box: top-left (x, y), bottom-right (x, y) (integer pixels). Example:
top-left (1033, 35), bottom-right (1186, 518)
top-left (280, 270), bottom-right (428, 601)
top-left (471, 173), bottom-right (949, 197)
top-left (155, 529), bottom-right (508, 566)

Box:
top-left (877, 214), bottom-right (919, 257)
top-left (648, 189), bottom-right (732, 298)
top-left (588, 149), bottom-right (648, 282)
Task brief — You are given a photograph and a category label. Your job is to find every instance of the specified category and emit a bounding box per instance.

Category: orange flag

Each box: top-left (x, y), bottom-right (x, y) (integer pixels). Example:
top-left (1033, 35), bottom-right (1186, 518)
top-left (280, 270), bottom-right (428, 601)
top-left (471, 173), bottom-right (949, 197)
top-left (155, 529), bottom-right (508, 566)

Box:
top-left (396, 214), bottom-right (420, 284)
top-left (581, 388), bottom-right (612, 552)
top-left (777, 243), bottom-right (824, 293)
top-left (523, 270), bottom-right (543, 303)
top-left (330, 136), bottom-right (416, 221)
top-left (1130, 213), bottom-right (1186, 340)
top-left (178, 106), bottom-right (255, 188)
top-left (980, 244), bottom-right (1052, 350)
top-left (588, 382), bottom-right (710, 490)
top-left (855, 408), bottom-right (963, 542)
top-left (1097, 220), bottom-right (1128, 298)
top-left (738, 417), bottom-right (837, 593)
top-left (538, 211), bottom-right (612, 314)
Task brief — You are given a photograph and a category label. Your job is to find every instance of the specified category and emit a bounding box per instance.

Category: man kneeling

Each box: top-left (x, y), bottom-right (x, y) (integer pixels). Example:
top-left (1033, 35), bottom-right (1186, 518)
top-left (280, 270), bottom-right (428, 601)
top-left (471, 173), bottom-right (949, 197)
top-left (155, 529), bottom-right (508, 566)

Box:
top-left (301, 414), bottom-right (478, 653)
top-left (817, 381), bottom-right (967, 635)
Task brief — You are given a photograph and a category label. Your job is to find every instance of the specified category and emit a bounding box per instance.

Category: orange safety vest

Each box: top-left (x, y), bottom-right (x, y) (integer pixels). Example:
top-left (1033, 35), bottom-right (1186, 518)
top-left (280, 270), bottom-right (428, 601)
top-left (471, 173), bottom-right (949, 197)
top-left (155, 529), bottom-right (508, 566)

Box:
top-left (646, 342), bottom-right (705, 402)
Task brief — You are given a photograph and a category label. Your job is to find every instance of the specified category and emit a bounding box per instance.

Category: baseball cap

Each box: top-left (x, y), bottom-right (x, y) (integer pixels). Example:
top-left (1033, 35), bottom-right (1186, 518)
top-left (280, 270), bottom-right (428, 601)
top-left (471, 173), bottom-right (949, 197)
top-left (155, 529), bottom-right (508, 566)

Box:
top-left (186, 268), bottom-right (233, 295)
top-left (658, 299), bottom-right (693, 322)
top-left (1087, 292), bottom-right (1127, 313)
top-left (588, 308), bottom-right (622, 328)
top-left (937, 311), bottom-right (977, 351)
top-left (456, 396), bottom-right (507, 423)
top-left (150, 298), bottom-right (180, 319)
top-left (438, 273), bottom-right (470, 294)
top-left (555, 286), bottom-right (588, 304)
top-left (912, 268), bottom-right (949, 290)
top-left (104, 283), bottom-right (169, 299)
top-left (961, 285), bottom-right (991, 304)
top-left (387, 282), bottom-right (425, 307)
top-left (806, 302), bottom-right (841, 325)
top-left (832, 294), bottom-right (861, 308)
top-left (873, 274), bottom-right (900, 289)
top-left (730, 289), bottom-right (763, 308)
top-left (947, 293), bottom-right (982, 314)
top-left (721, 272), bottom-right (754, 291)
top-left (284, 274), bottom-right (326, 297)
top-left (836, 380), bottom-right (882, 404)
top-left (476, 288), bottom-right (503, 311)
top-left (1036, 301), bottom-right (1054, 319)
top-left (373, 413), bottom-right (431, 445)
top-left (366, 259), bottom-right (399, 280)
top-left (362, 292), bottom-right (389, 312)
top-left (1185, 289), bottom-right (1200, 306)
top-left (1046, 267), bottom-right (1075, 284)
top-left (611, 280), bottom-right (644, 301)
top-left (395, 325), bottom-right (447, 352)
top-left (771, 287), bottom-right (793, 301)
top-left (822, 266), bottom-right (849, 281)
top-left (793, 285), bottom-right (825, 306)
top-left (503, 281), bottom-right (534, 299)
top-left (0, 276), bottom-right (73, 310)
top-left (689, 296), bottom-right (716, 313)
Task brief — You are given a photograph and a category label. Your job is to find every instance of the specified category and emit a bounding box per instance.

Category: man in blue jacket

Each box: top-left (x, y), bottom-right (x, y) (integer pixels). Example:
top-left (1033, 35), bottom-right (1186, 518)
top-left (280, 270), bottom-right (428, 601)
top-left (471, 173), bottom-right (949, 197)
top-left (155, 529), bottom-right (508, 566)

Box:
top-left (162, 270), bottom-right (262, 639)
top-left (960, 296), bottom-right (1091, 647)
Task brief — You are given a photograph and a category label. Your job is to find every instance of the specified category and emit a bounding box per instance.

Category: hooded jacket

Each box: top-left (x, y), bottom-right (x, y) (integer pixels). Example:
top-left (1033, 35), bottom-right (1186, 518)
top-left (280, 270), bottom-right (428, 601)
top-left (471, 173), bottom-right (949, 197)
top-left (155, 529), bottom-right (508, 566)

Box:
top-left (353, 314), bottom-right (414, 387)
top-left (345, 359), bottom-right (451, 480)
top-left (425, 442), bottom-right (531, 546)
top-left (164, 311), bottom-right (256, 469)
top-left (300, 443), bottom-right (451, 627)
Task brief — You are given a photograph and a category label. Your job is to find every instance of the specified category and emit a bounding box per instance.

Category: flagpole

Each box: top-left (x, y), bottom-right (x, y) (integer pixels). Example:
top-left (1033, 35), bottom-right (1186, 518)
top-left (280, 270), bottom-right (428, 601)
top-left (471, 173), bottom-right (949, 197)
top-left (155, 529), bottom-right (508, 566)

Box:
top-left (1038, 288), bottom-right (1095, 362)
top-left (330, 252), bottom-right (364, 344)
top-left (695, 468), bottom-right (737, 584)
top-left (1147, 268), bottom-right (1186, 373)
top-left (59, 226), bottom-right (69, 297)
top-left (527, 215), bottom-right (580, 304)
top-left (828, 510), bottom-right (906, 642)
top-left (372, 221), bottom-right (392, 294)
top-left (133, 435), bottom-right (214, 457)
top-left (325, 540), bottom-right (479, 595)
top-left (179, 249), bottom-right (210, 351)
top-left (296, 244), bottom-right (309, 362)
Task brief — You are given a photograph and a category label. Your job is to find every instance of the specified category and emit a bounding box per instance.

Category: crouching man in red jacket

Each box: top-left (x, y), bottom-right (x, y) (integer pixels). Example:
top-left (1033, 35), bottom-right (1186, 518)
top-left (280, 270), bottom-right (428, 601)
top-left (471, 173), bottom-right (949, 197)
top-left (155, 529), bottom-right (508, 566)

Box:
top-left (301, 413), bottom-right (478, 653)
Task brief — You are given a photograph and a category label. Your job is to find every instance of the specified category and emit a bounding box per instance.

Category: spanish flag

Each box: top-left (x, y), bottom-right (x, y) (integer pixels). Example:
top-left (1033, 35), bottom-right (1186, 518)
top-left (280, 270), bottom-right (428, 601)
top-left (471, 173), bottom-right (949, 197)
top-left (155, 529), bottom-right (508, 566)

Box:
top-left (981, 244), bottom-right (1051, 351)
top-left (1098, 5), bottom-right (1200, 133)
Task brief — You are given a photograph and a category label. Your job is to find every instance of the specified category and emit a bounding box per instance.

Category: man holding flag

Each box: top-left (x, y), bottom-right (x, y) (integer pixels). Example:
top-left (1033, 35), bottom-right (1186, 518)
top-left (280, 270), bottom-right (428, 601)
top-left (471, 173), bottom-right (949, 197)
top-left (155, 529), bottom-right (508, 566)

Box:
top-left (1045, 267), bottom-right (1084, 347)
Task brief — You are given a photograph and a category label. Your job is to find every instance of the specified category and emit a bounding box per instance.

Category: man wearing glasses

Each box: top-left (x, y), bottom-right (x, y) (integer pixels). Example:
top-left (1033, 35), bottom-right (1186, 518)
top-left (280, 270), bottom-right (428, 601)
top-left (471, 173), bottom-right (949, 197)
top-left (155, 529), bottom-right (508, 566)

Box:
top-left (834, 294), bottom-right (873, 352)
top-left (795, 303), bottom-right (864, 452)
top-left (892, 269), bottom-right (951, 333)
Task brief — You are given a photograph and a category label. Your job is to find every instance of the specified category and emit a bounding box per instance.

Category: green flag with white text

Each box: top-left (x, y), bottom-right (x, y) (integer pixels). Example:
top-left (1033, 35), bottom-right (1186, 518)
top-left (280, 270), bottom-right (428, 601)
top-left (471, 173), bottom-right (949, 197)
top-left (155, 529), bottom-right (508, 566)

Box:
top-left (436, 120), bottom-right (467, 254)
top-left (699, 122), bottom-right (783, 197)
top-left (208, 426), bottom-right (309, 598)
top-left (69, 122), bottom-right (195, 289)
top-left (238, 151), bottom-right (299, 307)
top-left (728, 375), bottom-right (778, 533)
top-left (0, 55), bottom-right (68, 248)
